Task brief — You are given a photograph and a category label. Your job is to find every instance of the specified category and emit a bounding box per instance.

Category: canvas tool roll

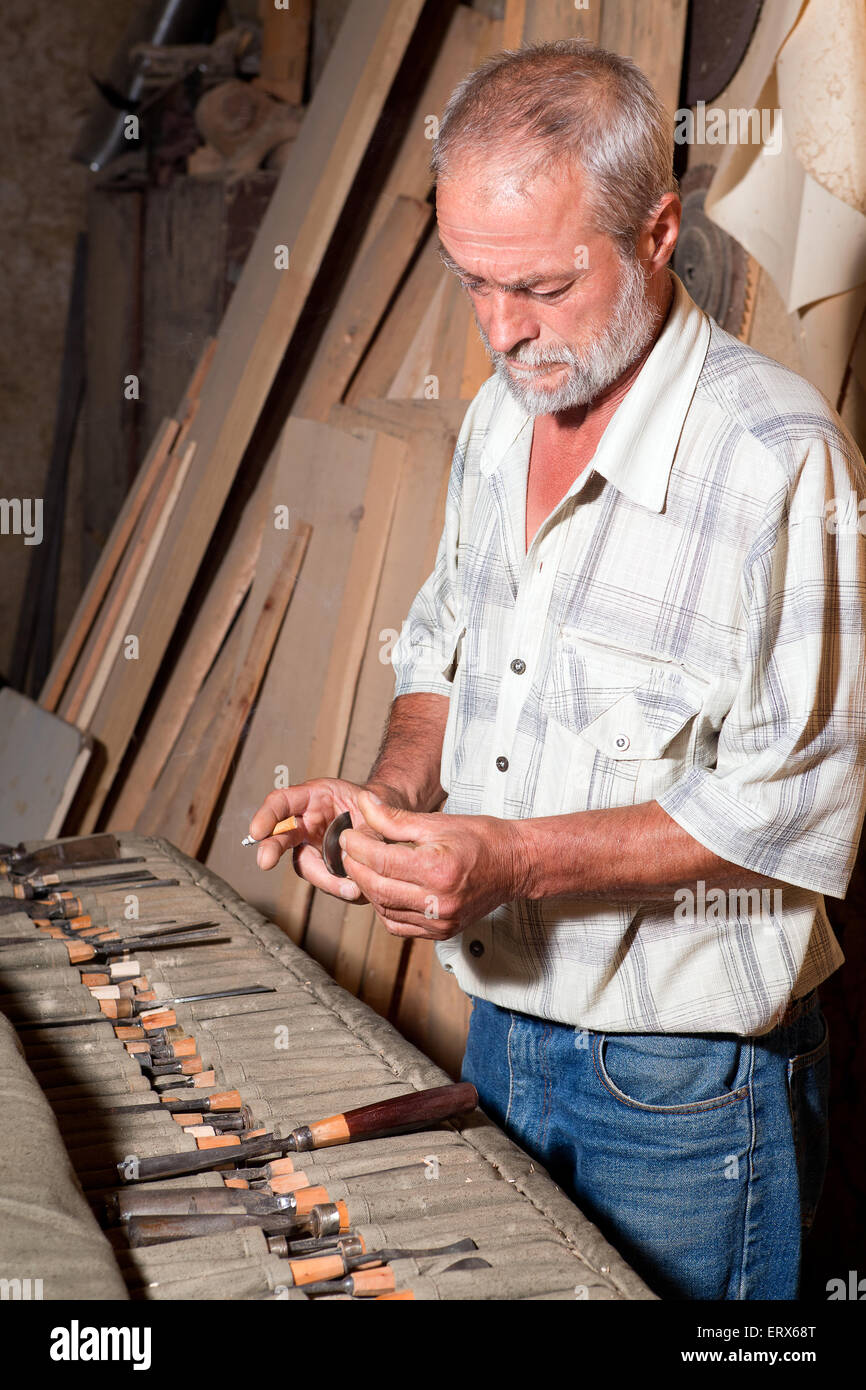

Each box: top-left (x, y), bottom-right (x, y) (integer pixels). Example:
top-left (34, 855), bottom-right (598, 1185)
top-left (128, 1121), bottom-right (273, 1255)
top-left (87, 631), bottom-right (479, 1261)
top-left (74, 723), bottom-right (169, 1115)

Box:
top-left (0, 834), bottom-right (652, 1302)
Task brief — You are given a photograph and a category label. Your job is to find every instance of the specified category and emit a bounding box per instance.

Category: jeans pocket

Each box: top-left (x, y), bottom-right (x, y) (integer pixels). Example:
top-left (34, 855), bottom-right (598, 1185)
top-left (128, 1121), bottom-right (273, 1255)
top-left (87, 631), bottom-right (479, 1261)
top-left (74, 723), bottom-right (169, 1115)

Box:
top-left (787, 1013), bottom-right (830, 1232)
top-left (596, 1032), bottom-right (750, 1114)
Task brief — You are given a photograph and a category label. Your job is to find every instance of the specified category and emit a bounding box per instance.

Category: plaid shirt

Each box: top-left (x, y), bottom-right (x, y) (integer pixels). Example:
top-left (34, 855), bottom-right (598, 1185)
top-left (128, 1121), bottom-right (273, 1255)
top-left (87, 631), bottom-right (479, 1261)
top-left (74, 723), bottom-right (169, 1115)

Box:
top-left (390, 271), bottom-right (866, 1035)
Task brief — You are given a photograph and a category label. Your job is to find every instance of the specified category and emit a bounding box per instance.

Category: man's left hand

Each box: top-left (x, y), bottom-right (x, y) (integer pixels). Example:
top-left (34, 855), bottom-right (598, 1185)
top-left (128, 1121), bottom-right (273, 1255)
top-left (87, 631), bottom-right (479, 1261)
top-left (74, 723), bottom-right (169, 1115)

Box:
top-left (338, 788), bottom-right (525, 939)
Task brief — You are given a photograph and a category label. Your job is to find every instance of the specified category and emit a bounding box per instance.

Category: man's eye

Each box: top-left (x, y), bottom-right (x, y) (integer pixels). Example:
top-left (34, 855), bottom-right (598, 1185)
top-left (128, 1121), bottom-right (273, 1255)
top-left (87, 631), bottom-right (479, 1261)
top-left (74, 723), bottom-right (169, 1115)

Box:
top-left (531, 286), bottom-right (569, 301)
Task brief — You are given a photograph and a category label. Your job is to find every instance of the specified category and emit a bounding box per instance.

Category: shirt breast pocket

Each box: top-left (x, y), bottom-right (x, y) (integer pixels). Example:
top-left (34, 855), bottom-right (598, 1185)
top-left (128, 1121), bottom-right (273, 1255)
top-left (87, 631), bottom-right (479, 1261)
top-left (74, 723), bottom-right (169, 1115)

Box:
top-left (537, 630), bottom-right (710, 814)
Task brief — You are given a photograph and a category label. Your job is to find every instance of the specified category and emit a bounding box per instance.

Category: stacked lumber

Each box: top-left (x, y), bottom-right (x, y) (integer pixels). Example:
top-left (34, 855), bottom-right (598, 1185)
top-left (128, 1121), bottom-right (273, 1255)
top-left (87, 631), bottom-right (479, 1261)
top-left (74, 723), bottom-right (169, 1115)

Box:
top-left (28, 1), bottom-right (691, 1079)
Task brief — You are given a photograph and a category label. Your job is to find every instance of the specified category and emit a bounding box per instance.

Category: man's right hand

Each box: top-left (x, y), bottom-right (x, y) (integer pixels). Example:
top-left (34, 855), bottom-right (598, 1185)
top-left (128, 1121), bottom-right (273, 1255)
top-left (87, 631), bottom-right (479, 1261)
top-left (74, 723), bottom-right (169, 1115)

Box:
top-left (247, 778), bottom-right (404, 903)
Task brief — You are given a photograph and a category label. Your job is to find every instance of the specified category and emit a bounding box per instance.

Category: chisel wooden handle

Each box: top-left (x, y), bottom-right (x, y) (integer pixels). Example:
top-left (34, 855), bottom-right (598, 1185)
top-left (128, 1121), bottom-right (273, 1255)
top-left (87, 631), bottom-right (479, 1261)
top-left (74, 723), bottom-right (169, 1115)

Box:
top-left (297, 1082), bottom-right (478, 1150)
top-left (120, 1084), bottom-right (477, 1181)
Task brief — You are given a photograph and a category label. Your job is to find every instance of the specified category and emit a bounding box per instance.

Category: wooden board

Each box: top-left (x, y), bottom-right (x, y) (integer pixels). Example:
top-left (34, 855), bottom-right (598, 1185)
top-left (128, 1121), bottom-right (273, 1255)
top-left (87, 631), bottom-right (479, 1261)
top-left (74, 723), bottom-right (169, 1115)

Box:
top-left (64, 443), bottom-right (196, 737)
top-left (387, 276), bottom-right (448, 400)
top-left (283, 431), bottom-right (405, 947)
top-left (346, 232), bottom-right (446, 404)
top-left (77, 0), bottom-right (427, 828)
top-left (305, 407), bottom-right (455, 999)
top-left (599, 2), bottom-right (689, 113)
top-left (353, 5), bottom-right (495, 266)
top-left (136, 619), bottom-right (246, 838)
top-left (43, 430), bottom-right (180, 714)
top-left (505, 0), bottom-right (601, 45)
top-left (107, 470), bottom-right (271, 831)
top-left (0, 689), bottom-right (91, 842)
top-left (205, 416), bottom-right (403, 940)
top-left (293, 194), bottom-right (432, 422)
top-left (155, 521), bottom-right (312, 857)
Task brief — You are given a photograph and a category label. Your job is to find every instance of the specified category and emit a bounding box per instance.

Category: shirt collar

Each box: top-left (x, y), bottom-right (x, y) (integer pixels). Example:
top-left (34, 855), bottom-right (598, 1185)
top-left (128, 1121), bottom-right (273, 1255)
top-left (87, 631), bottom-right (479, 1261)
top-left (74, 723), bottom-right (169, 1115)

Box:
top-left (478, 271), bottom-right (711, 515)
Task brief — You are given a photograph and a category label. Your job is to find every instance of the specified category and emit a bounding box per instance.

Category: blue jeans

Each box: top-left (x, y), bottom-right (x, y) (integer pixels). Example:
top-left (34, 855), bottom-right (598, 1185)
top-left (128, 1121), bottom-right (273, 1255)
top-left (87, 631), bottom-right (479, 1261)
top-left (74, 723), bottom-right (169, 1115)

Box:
top-left (461, 990), bottom-right (830, 1300)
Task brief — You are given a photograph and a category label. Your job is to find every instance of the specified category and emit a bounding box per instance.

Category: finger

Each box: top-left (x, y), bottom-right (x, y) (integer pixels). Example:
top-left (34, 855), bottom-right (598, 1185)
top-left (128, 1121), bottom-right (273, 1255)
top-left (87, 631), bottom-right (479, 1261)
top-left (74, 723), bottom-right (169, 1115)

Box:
top-left (340, 823), bottom-right (430, 887)
top-left (340, 851), bottom-right (431, 916)
top-left (356, 789), bottom-right (432, 845)
top-left (248, 788), bottom-right (307, 842)
top-left (376, 910), bottom-right (460, 938)
top-left (255, 832), bottom-right (298, 871)
top-left (293, 842), bottom-right (367, 904)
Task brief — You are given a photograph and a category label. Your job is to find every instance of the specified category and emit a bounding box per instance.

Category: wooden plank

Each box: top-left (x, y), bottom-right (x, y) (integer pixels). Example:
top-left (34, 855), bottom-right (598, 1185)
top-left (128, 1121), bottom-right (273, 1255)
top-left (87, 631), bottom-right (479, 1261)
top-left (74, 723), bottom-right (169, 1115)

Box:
top-left (107, 473), bottom-right (270, 830)
top-left (156, 521), bottom-right (312, 857)
top-left (40, 419), bottom-right (178, 715)
top-left (345, 232), bottom-right (446, 404)
top-left (204, 417), bottom-right (399, 939)
top-left (60, 444), bottom-right (192, 728)
top-left (335, 397), bottom-right (470, 436)
top-left (0, 689), bottom-right (91, 842)
top-left (506, 0), bottom-right (601, 45)
top-left (354, 5), bottom-right (494, 264)
top-left (358, 924), bottom-right (407, 1017)
top-left (427, 268), bottom-right (476, 401)
top-left (393, 937), bottom-right (434, 1048)
top-left (136, 619), bottom-right (246, 838)
top-left (387, 276), bottom-right (448, 400)
top-left (289, 431), bottom-right (405, 957)
top-left (78, 0), bottom-right (427, 827)
top-left (256, 0), bottom-right (312, 105)
top-left (427, 956), bottom-right (473, 1079)
top-left (461, 305), bottom-right (493, 398)
top-left (599, 2), bottom-right (688, 113)
top-left (293, 194), bottom-right (432, 422)
top-left (315, 412), bottom-right (454, 995)
top-left (74, 444), bottom-right (196, 765)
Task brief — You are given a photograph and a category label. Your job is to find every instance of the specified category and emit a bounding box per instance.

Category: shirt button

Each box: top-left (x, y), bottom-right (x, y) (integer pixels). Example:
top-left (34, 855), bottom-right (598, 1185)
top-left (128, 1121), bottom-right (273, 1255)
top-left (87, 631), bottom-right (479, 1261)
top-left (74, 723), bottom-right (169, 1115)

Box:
top-left (510, 658), bottom-right (526, 675)
top-left (469, 940), bottom-right (485, 957)
top-left (444, 963), bottom-right (454, 973)
top-left (495, 755), bottom-right (509, 772)
top-left (615, 735), bottom-right (630, 751)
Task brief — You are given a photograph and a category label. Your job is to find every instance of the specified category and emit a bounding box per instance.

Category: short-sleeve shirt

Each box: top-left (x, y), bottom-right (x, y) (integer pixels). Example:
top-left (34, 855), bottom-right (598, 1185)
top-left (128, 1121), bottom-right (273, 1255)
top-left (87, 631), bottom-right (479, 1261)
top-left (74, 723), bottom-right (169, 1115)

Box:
top-left (390, 270), bottom-right (866, 1036)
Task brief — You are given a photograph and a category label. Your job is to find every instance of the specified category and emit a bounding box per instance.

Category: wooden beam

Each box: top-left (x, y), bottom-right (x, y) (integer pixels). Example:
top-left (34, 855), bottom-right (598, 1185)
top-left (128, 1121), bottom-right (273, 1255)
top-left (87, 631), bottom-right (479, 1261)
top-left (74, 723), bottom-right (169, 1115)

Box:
top-left (60, 444), bottom-right (194, 731)
top-left (155, 521), bottom-right (312, 857)
top-left (76, 0), bottom-right (427, 827)
top-left (599, 2), bottom-right (688, 112)
top-left (107, 470), bottom-right (270, 830)
top-left (345, 232), bottom-right (445, 404)
top-left (204, 416), bottom-right (402, 940)
top-left (135, 617), bottom-right (246, 838)
top-left (293, 194), bottom-right (432, 422)
top-left (40, 418), bottom-right (176, 714)
top-left (505, 0), bottom-right (601, 45)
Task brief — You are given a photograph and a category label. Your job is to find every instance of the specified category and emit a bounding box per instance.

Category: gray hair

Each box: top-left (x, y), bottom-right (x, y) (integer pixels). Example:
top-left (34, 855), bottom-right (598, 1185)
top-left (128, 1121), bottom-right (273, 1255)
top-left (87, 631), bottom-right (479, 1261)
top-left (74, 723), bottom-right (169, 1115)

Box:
top-left (431, 39), bottom-right (677, 258)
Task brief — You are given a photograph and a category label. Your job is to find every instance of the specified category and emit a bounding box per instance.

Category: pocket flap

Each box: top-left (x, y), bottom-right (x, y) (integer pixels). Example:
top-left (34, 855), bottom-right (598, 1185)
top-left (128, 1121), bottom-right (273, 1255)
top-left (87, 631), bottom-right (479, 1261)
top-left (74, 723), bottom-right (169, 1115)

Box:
top-left (579, 670), bottom-right (705, 759)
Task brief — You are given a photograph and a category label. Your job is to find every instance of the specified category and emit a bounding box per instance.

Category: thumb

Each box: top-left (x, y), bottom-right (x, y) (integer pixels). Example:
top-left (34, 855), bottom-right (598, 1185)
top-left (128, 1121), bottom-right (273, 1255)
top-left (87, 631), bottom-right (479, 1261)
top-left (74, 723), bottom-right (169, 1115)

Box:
top-left (356, 788), bottom-right (423, 842)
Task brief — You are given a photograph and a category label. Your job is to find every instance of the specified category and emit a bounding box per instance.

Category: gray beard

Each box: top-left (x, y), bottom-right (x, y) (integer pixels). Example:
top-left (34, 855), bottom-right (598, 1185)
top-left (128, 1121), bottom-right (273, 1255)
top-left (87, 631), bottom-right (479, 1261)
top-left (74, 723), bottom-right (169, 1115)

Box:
top-left (478, 254), bottom-right (661, 417)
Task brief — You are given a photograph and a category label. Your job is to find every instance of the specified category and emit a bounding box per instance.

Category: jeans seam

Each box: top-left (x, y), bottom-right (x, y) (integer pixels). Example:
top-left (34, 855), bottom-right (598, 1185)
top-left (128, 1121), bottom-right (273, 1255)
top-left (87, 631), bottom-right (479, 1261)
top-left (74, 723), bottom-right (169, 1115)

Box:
top-left (504, 1012), bottom-right (517, 1129)
top-left (735, 1040), bottom-right (758, 1301)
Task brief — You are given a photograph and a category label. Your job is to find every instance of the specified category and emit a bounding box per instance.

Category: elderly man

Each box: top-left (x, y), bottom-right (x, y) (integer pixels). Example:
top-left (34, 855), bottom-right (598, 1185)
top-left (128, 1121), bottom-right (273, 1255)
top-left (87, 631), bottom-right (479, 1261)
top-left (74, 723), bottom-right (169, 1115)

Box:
top-left (250, 41), bottom-right (866, 1300)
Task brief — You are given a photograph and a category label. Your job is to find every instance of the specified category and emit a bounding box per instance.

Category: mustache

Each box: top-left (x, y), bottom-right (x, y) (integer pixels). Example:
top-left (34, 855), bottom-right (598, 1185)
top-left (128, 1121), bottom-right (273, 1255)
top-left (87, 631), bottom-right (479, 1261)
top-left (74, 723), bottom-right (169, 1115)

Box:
top-left (499, 344), bottom-right (577, 368)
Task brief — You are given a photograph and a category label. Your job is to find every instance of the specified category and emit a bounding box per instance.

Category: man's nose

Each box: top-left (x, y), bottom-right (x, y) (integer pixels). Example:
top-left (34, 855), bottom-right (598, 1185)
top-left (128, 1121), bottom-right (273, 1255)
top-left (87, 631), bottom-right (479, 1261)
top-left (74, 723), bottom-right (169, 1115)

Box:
top-left (479, 291), bottom-right (540, 355)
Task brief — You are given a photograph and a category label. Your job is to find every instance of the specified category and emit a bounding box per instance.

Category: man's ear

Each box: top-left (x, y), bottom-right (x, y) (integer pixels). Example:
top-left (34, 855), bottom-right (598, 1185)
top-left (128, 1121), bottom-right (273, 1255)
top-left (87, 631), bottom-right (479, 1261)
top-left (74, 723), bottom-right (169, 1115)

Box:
top-left (645, 192), bottom-right (681, 271)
